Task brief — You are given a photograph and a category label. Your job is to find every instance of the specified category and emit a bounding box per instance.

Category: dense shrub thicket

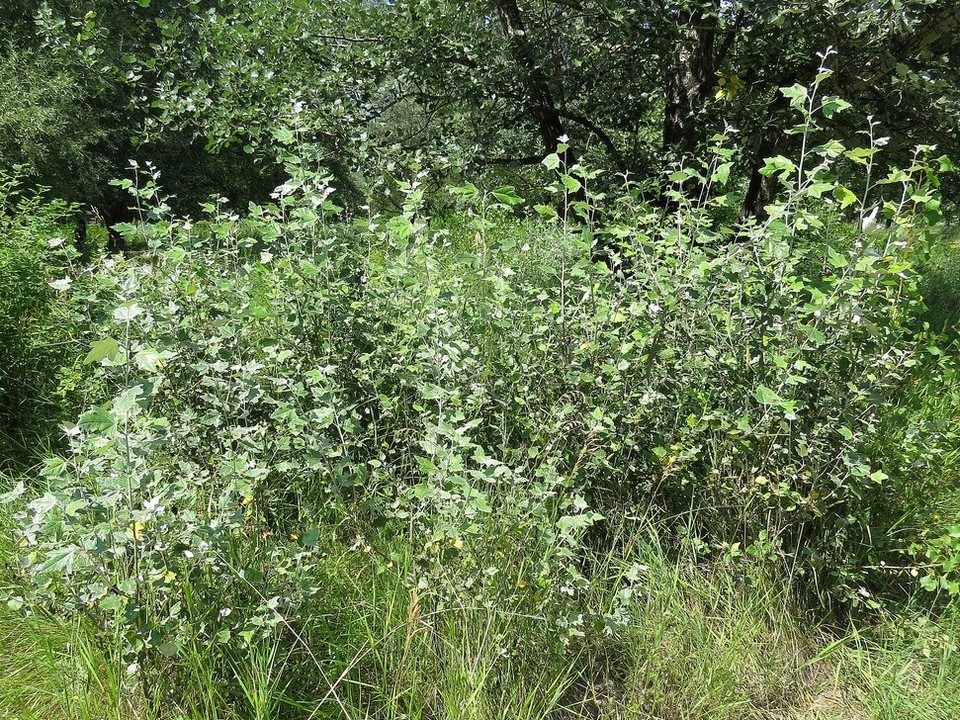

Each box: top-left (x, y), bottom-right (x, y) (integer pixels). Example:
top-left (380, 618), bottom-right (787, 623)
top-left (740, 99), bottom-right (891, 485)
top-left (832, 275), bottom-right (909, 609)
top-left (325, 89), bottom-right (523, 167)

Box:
top-left (0, 171), bottom-right (85, 462)
top-left (0, 67), bottom-right (956, 714)
top-left (1, 106), bottom-right (959, 717)
top-left (3, 0), bottom-right (960, 711)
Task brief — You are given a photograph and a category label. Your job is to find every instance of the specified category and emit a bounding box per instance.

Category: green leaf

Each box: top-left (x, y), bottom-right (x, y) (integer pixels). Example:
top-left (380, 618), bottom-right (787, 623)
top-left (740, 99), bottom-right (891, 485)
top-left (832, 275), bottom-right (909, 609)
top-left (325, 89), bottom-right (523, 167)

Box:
top-left (920, 574), bottom-right (940, 592)
top-left (491, 186), bottom-right (524, 206)
top-left (65, 499), bottom-right (88, 517)
top-left (833, 185), bottom-right (858, 209)
top-left (415, 456), bottom-right (438, 474)
top-left (541, 153), bottom-right (561, 171)
top-left (164, 247), bottom-right (187, 265)
top-left (113, 385), bottom-right (144, 414)
top-left (561, 175), bottom-right (582, 193)
top-left (37, 545), bottom-right (84, 575)
top-left (272, 128), bottom-right (295, 145)
top-left (84, 337), bottom-right (120, 364)
top-left (157, 641), bottom-right (179, 658)
top-left (99, 594), bottom-right (126, 612)
top-left (806, 183), bottom-right (835, 198)
top-left (386, 214), bottom-right (413, 239)
top-left (78, 407), bottom-right (115, 433)
top-left (799, 324), bottom-right (826, 343)
top-left (814, 139), bottom-right (845, 157)
top-left (533, 204), bottom-right (558, 220)
top-left (844, 147), bottom-right (878, 165)
top-left (760, 156), bottom-right (796, 178)
top-left (711, 162), bottom-right (732, 185)
top-left (820, 96), bottom-right (851, 118)
top-left (449, 182), bottom-right (479, 199)
top-left (753, 385), bottom-right (784, 405)
top-left (135, 347), bottom-right (164, 372)
top-left (780, 84), bottom-right (808, 111)
top-left (301, 527), bottom-right (320, 547)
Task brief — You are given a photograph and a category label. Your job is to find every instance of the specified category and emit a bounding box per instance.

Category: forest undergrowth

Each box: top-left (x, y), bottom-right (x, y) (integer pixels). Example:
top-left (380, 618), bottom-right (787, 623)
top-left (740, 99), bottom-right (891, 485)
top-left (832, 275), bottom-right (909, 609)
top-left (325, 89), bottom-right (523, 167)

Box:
top-left (2, 106), bottom-right (960, 719)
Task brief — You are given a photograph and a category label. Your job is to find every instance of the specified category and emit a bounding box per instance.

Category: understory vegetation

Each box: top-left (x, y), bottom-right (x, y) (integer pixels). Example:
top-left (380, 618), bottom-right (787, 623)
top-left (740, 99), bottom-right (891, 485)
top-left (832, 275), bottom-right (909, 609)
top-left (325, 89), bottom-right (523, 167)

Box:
top-left (2, 106), bottom-right (960, 718)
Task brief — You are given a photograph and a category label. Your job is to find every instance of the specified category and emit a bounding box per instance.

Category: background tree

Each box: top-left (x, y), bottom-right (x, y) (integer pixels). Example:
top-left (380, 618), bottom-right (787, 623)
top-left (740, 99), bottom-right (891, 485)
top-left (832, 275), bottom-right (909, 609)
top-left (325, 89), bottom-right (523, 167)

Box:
top-left (11, 0), bottom-right (960, 221)
top-left (0, 0), bottom-right (282, 250)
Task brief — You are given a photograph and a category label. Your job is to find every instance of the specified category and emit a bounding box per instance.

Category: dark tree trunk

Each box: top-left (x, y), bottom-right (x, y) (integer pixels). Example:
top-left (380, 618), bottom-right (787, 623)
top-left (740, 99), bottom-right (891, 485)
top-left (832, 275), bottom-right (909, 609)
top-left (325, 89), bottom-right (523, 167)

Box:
top-left (491, 0), bottom-right (568, 159)
top-left (739, 4), bottom-right (960, 223)
top-left (73, 208), bottom-right (90, 262)
top-left (106, 224), bottom-right (125, 253)
top-left (72, 200), bottom-right (127, 255)
top-left (96, 198), bottom-right (128, 253)
top-left (490, 1), bottom-right (613, 260)
top-left (103, 202), bottom-right (126, 253)
top-left (663, 3), bottom-right (718, 158)
top-left (741, 90), bottom-right (791, 221)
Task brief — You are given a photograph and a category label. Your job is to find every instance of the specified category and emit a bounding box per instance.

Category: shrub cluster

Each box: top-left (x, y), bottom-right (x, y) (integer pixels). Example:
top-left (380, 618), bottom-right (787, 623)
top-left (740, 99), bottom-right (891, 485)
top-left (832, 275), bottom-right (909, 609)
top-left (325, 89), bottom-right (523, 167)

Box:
top-left (0, 171), bottom-right (83, 462)
top-left (1, 112), bottom-right (958, 709)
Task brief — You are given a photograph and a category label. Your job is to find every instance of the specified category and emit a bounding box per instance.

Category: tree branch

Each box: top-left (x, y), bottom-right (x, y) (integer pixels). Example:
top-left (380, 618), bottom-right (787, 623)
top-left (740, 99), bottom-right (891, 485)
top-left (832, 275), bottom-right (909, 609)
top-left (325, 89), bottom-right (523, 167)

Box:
top-left (558, 109), bottom-right (626, 172)
top-left (715, 8), bottom-right (745, 66)
top-left (477, 154), bottom-right (545, 166)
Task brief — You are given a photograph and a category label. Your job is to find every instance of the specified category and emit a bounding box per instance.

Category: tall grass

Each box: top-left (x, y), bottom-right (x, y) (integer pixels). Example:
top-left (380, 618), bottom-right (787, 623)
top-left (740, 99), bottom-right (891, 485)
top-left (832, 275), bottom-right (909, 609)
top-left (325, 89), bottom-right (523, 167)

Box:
top-left (0, 501), bottom-right (134, 720)
top-left (3, 493), bottom-right (960, 718)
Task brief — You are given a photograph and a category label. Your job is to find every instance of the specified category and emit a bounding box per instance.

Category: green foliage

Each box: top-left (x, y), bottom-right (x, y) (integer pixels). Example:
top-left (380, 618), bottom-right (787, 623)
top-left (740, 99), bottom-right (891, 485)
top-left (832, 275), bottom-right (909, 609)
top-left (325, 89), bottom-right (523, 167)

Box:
top-left (0, 171), bottom-right (85, 462)
top-left (0, 46), bottom-right (107, 203)
top-left (70, 0), bottom-right (959, 209)
top-left (918, 230), bottom-right (960, 337)
top-left (0, 71), bottom-right (958, 717)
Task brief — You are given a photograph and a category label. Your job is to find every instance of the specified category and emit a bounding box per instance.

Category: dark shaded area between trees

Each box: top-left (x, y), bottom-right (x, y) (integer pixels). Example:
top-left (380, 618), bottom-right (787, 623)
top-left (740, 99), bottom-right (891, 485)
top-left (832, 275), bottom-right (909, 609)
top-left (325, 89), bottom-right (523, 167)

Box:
top-left (0, 1), bottom-right (958, 235)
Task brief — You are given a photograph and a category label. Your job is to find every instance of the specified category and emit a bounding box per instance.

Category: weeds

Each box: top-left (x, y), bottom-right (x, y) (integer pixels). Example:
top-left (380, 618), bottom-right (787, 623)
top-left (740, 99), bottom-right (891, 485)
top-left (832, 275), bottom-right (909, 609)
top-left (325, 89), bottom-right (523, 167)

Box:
top-left (1, 78), bottom-right (959, 718)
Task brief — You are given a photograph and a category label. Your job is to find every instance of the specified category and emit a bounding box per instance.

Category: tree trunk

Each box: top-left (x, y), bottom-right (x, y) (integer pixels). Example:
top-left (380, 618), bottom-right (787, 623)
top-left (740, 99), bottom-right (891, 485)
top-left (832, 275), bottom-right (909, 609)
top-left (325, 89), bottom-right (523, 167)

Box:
top-left (663, 4), bottom-right (718, 158)
top-left (73, 208), bottom-right (90, 262)
top-left (740, 3), bottom-right (960, 222)
top-left (741, 90), bottom-right (791, 221)
top-left (97, 199), bottom-right (127, 253)
top-left (491, 0), bottom-right (567, 159)
top-left (490, 1), bottom-right (611, 258)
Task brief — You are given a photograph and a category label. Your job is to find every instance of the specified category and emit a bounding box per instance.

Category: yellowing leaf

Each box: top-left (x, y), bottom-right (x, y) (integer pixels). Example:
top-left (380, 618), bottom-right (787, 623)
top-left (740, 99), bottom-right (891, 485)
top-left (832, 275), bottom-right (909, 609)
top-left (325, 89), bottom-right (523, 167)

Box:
top-left (714, 73), bottom-right (743, 102)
